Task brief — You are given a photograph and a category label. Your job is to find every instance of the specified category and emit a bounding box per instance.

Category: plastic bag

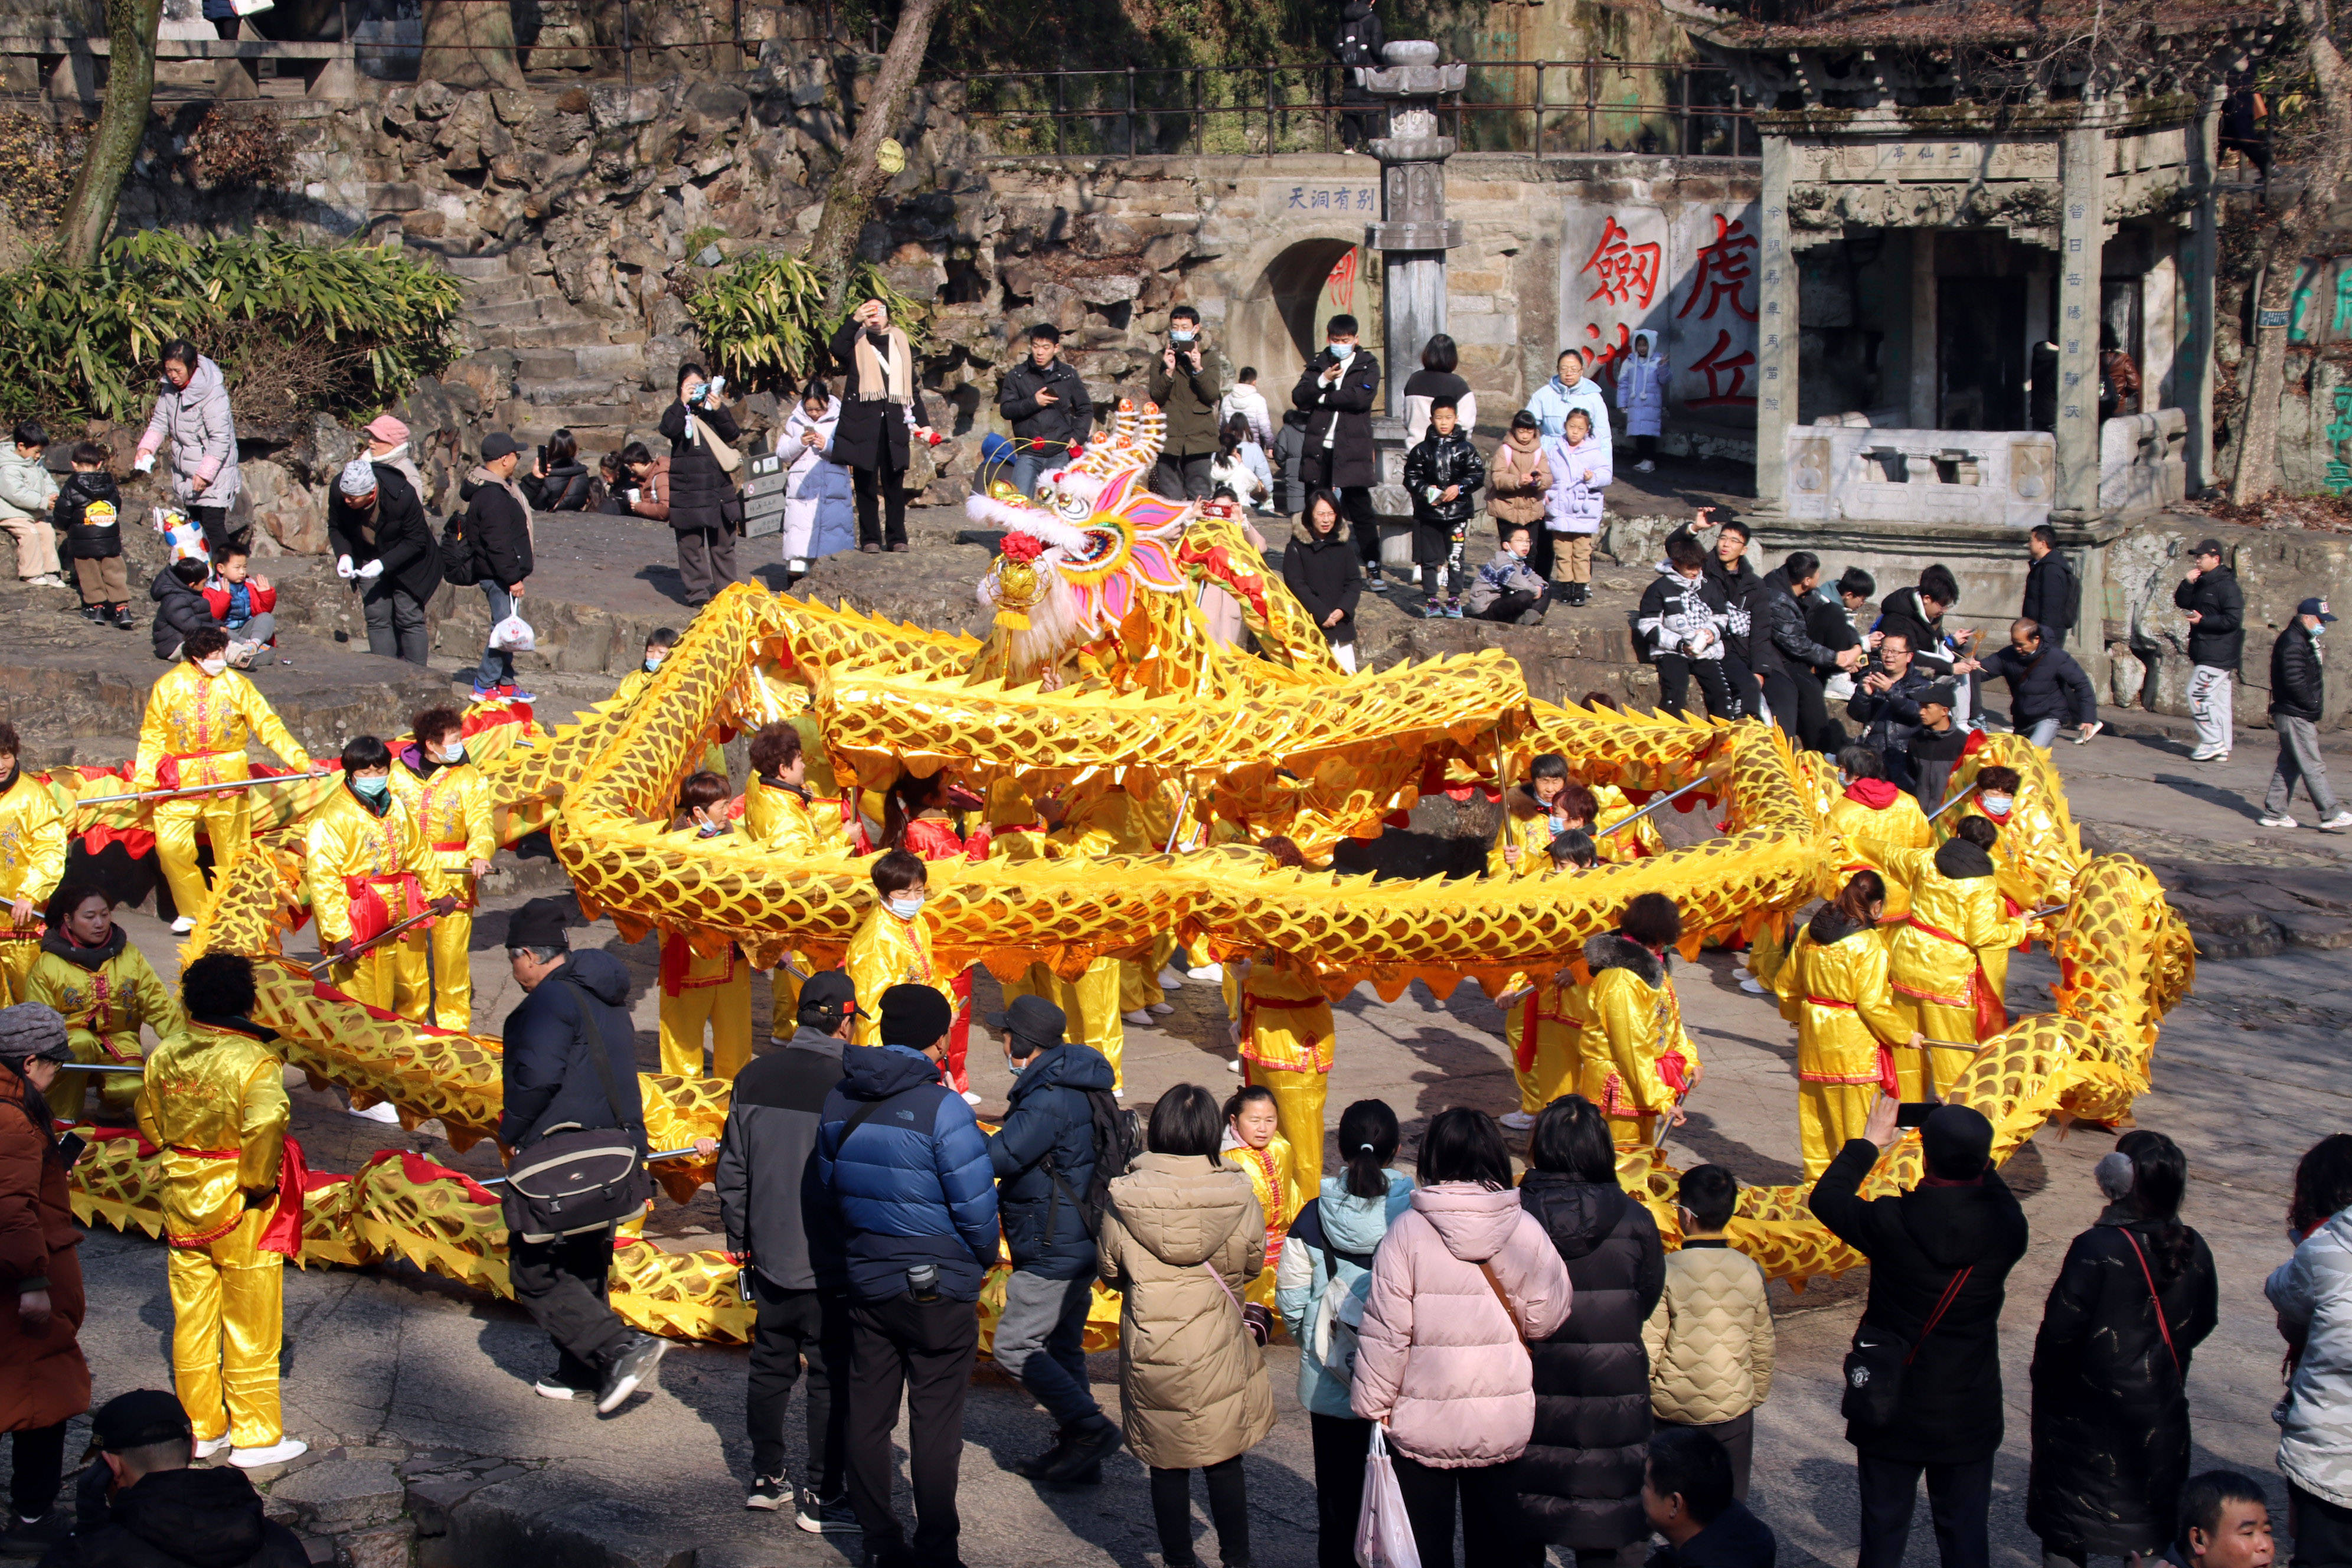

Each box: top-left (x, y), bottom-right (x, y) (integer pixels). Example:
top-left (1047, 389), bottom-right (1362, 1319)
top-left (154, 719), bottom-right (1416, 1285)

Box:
top-left (1355, 1425), bottom-right (1420, 1568)
top-left (152, 507), bottom-right (207, 565)
top-left (489, 614), bottom-right (537, 652)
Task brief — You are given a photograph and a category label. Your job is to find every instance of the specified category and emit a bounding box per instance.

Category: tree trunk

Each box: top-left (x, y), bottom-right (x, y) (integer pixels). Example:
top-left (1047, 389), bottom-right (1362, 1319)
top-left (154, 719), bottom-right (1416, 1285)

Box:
top-left (419, 0), bottom-right (525, 89)
top-left (54, 0), bottom-right (162, 267)
top-left (2230, 4), bottom-right (2352, 500)
top-left (806, 0), bottom-right (947, 313)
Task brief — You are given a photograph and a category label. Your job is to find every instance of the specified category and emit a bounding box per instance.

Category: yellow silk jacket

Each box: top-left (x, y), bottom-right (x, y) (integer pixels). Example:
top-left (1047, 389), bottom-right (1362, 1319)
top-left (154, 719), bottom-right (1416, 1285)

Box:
top-left (24, 930), bottom-right (182, 1054)
top-left (135, 1018), bottom-right (289, 1247)
top-left (1579, 938), bottom-right (1697, 1116)
top-left (1945, 799), bottom-right (2065, 911)
top-left (305, 786), bottom-right (430, 945)
top-left (388, 760), bottom-right (495, 897)
top-left (0, 773), bottom-right (66, 908)
top-left (844, 904), bottom-right (953, 1046)
top-left (1488, 792), bottom-right (1561, 878)
top-left (1775, 920), bottom-right (1907, 1084)
top-left (1883, 847), bottom-right (2029, 1011)
top-left (1827, 790), bottom-right (1933, 863)
top-left (1590, 783), bottom-right (1667, 861)
top-left (1223, 1131), bottom-right (1303, 1236)
top-left (744, 776), bottom-right (825, 858)
top-left (132, 663), bottom-right (312, 791)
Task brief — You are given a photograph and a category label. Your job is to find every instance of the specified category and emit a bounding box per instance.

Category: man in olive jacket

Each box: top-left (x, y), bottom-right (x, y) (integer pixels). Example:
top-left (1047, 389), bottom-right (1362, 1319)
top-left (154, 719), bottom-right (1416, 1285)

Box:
top-left (1146, 306), bottom-right (1225, 501)
top-left (1810, 1100), bottom-right (2028, 1568)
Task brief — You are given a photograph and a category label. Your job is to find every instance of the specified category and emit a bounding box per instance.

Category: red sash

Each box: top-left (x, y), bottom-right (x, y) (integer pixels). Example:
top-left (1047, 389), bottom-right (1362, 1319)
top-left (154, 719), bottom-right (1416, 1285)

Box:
top-left (343, 873), bottom-right (424, 946)
top-left (1902, 916), bottom-right (2007, 1040)
top-left (167, 1135), bottom-right (308, 1255)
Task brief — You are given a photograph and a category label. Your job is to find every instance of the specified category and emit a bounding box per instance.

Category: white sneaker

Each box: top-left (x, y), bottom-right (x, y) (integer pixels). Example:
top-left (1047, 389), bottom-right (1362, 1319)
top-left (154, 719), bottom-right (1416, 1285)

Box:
top-left (2188, 745), bottom-right (2219, 762)
top-left (2261, 814), bottom-right (2298, 828)
top-left (170, 915), bottom-right (196, 935)
top-left (1635, 459), bottom-right (1657, 473)
top-left (2322, 812), bottom-right (2352, 831)
top-left (962, 1089), bottom-right (984, 1105)
top-left (1122, 1009), bottom-right (1153, 1027)
top-left (1113, 1086), bottom-right (1126, 1099)
top-left (1500, 1111), bottom-right (1536, 1131)
top-left (27, 574), bottom-right (63, 587)
top-left (1156, 968), bottom-right (1187, 990)
top-left (1187, 963), bottom-right (1225, 982)
top-left (1148, 1001), bottom-right (1175, 1016)
top-left (1739, 975), bottom-right (1770, 996)
top-left (533, 1378), bottom-right (589, 1401)
top-left (194, 1435), bottom-right (233, 1459)
top-left (2207, 752), bottom-right (2230, 765)
top-left (349, 1100), bottom-right (400, 1123)
top-left (1226, 1058), bottom-right (1243, 1073)
top-left (229, 1439), bottom-right (307, 1469)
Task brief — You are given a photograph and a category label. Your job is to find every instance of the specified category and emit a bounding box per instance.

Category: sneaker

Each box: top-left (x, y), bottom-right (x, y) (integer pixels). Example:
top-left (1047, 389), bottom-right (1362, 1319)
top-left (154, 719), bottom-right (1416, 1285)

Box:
top-left (795, 1489), bottom-right (860, 1534)
top-left (1425, 599), bottom-right (1446, 619)
top-left (1156, 967), bottom-right (1187, 990)
top-left (2322, 812), bottom-right (2352, 831)
top-left (1043, 1415), bottom-right (1123, 1481)
top-left (169, 915), bottom-right (196, 935)
top-left (2206, 752), bottom-right (2230, 765)
top-left (193, 1435), bottom-right (233, 1460)
top-left (533, 1378), bottom-right (590, 1401)
top-left (470, 686), bottom-right (503, 703)
top-left (80, 605), bottom-right (101, 623)
top-left (2188, 745), bottom-right (2219, 762)
top-left (26, 574), bottom-right (63, 587)
top-left (1122, 1008), bottom-right (1153, 1027)
top-left (596, 1333), bottom-right (668, 1413)
top-left (1364, 576), bottom-right (1387, 592)
top-left (1444, 600), bottom-right (1463, 619)
top-left (745, 1474), bottom-right (789, 1511)
top-left (228, 1439), bottom-right (308, 1469)
top-left (1187, 963), bottom-right (1224, 982)
top-left (2260, 814), bottom-right (2298, 829)
top-left (962, 1089), bottom-right (984, 1105)
top-left (1739, 975), bottom-right (1770, 997)
top-left (1226, 1057), bottom-right (1243, 1073)
top-left (113, 605), bottom-right (135, 630)
top-left (1148, 1001), bottom-right (1175, 1016)
top-left (349, 1100), bottom-right (400, 1124)
top-left (1635, 459), bottom-right (1657, 473)
top-left (1, 1513), bottom-right (63, 1555)
top-left (1499, 1110), bottom-right (1536, 1131)
top-left (505, 688), bottom-right (538, 704)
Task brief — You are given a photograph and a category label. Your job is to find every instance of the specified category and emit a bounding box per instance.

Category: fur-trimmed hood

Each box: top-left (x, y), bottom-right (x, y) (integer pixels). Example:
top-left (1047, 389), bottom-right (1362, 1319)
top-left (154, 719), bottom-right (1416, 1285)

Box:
top-left (1584, 930), bottom-right (1662, 986)
top-left (1291, 512), bottom-right (1353, 549)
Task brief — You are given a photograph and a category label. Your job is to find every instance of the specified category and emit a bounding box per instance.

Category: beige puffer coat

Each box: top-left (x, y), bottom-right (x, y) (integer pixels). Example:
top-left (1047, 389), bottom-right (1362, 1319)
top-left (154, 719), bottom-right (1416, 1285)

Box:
top-left (1099, 1152), bottom-right (1277, 1469)
top-left (1641, 1240), bottom-right (1775, 1425)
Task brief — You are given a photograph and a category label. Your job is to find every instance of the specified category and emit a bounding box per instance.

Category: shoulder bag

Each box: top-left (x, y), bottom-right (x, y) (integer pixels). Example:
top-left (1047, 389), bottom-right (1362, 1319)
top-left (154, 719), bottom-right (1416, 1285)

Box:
top-left (1842, 1264), bottom-right (1972, 1425)
top-left (501, 982), bottom-right (650, 1241)
top-left (2119, 1227), bottom-right (2182, 1377)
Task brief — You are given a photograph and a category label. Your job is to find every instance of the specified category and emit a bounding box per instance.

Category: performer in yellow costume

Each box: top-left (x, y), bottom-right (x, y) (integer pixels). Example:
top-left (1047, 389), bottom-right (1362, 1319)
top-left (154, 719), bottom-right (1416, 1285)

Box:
top-left (133, 626), bottom-right (314, 933)
top-left (388, 708), bottom-right (496, 1033)
top-left (744, 724), bottom-right (827, 1032)
top-left (24, 884), bottom-right (182, 1122)
top-left (1942, 764), bottom-right (2039, 910)
top-left (306, 737), bottom-right (439, 1018)
top-left (1773, 871), bottom-right (1916, 1178)
top-left (1033, 788), bottom-right (1165, 1091)
top-left (1580, 894), bottom-right (1701, 1147)
top-left (135, 952), bottom-right (306, 1465)
top-left (1233, 950), bottom-right (1335, 1196)
top-left (0, 722), bottom-right (66, 1001)
top-left (1220, 1084), bottom-right (1301, 1309)
top-left (1824, 745), bottom-right (1933, 920)
top-left (1498, 831), bottom-right (1598, 1128)
top-left (658, 772), bottom-right (752, 1079)
top-left (1489, 754), bottom-right (1574, 877)
top-left (1881, 814), bottom-right (2029, 1100)
top-left (844, 848), bottom-right (956, 1047)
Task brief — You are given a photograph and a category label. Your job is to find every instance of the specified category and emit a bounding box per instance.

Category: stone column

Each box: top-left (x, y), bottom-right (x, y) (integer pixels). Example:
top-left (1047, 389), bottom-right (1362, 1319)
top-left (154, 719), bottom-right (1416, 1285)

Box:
top-left (2054, 123), bottom-right (2105, 517)
top-left (1362, 45), bottom-right (1467, 419)
top-left (1909, 230), bottom-right (1938, 428)
top-left (2186, 92), bottom-right (2220, 493)
top-left (1754, 134), bottom-right (1800, 511)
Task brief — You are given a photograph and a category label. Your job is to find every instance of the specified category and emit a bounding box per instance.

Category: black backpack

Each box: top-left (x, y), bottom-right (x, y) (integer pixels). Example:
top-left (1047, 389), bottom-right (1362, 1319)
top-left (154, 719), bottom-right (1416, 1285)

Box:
top-left (1334, 17), bottom-right (1380, 68)
top-left (1046, 1087), bottom-right (1142, 1240)
top-left (438, 505), bottom-right (481, 587)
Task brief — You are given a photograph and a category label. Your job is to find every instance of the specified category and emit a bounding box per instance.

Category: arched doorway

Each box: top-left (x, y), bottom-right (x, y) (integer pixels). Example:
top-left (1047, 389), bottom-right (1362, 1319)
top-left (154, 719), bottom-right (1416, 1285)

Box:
top-left (1226, 237), bottom-right (1380, 401)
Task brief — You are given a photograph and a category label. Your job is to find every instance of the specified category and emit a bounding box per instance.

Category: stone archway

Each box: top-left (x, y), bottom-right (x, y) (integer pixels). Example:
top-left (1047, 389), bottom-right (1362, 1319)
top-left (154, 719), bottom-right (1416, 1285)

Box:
top-left (1224, 235), bottom-right (1379, 403)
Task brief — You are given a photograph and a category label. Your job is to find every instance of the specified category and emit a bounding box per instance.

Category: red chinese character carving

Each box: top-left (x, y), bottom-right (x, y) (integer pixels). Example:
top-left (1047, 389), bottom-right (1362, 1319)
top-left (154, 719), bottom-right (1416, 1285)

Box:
top-left (1581, 216), bottom-right (1662, 310)
top-left (1685, 329), bottom-right (1757, 408)
top-left (1325, 249), bottom-right (1358, 312)
top-left (1678, 213), bottom-right (1759, 323)
top-left (1585, 321), bottom-right (1632, 388)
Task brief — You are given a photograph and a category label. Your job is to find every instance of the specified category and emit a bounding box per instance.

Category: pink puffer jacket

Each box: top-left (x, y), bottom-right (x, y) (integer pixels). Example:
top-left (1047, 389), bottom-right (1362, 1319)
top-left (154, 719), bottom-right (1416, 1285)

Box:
top-left (1350, 1182), bottom-right (1573, 1468)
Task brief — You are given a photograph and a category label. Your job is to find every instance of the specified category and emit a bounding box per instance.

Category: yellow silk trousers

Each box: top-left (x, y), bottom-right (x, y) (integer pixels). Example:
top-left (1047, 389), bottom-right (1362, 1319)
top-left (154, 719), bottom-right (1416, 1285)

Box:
top-left (426, 910), bottom-right (472, 1033)
top-left (1505, 997), bottom-right (1583, 1115)
top-left (1890, 997), bottom-right (1978, 1100)
top-left (1799, 1080), bottom-right (1877, 1180)
top-left (1119, 935), bottom-right (1176, 1011)
top-left (1249, 1063), bottom-right (1329, 1200)
top-left (334, 934), bottom-right (430, 1020)
top-left (1048, 958), bottom-right (1125, 1090)
top-left (155, 795), bottom-right (250, 923)
top-left (661, 969), bottom-right (753, 1079)
top-left (0, 932), bottom-right (38, 1003)
top-left (1606, 1112), bottom-right (1657, 1149)
top-left (50, 1031), bottom-right (145, 1123)
top-left (169, 1206), bottom-right (285, 1449)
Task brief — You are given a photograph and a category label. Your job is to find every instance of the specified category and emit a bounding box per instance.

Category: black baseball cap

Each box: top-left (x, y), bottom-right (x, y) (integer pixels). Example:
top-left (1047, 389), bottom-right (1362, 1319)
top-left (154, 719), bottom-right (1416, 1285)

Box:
top-left (481, 433), bottom-right (522, 462)
top-left (796, 969), bottom-right (859, 1030)
top-left (2191, 538), bottom-right (2225, 559)
top-left (91, 1390), bottom-right (192, 1451)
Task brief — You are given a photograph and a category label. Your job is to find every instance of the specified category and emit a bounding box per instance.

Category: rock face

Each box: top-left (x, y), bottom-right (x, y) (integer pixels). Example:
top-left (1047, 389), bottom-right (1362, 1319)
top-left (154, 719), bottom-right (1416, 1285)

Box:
top-left (240, 458), bottom-right (329, 557)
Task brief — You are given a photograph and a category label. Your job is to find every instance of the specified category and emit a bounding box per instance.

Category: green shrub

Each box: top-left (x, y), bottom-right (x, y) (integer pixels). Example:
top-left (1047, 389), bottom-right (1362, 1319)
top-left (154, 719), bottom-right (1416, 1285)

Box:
top-left (684, 254), bottom-right (928, 393)
top-left (0, 228), bottom-right (463, 426)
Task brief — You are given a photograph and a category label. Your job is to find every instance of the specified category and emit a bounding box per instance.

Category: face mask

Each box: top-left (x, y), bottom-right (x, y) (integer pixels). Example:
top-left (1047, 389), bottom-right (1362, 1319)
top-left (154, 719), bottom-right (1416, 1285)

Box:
top-left (437, 743), bottom-right (466, 766)
top-left (887, 894), bottom-right (925, 919)
top-left (1004, 1052), bottom-right (1024, 1077)
top-left (1981, 793), bottom-right (2013, 815)
top-left (353, 776), bottom-right (390, 803)
top-left (1171, 328), bottom-right (1196, 344)
top-left (197, 656), bottom-right (227, 677)
top-left (644, 654), bottom-right (665, 674)
top-left (1330, 344), bottom-right (1354, 364)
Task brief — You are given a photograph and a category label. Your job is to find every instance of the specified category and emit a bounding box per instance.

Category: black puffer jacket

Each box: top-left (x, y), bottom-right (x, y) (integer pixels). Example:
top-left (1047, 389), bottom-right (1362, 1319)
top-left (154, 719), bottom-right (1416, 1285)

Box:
top-left (1703, 551), bottom-right (1763, 672)
top-left (2271, 622), bottom-right (2327, 721)
top-left (1403, 427), bottom-right (1487, 527)
top-left (1809, 1139), bottom-right (2030, 1465)
top-left (658, 400), bottom-right (742, 534)
top-left (1751, 568), bottom-right (1844, 678)
top-left (497, 948), bottom-right (646, 1151)
top-left (1281, 520), bottom-right (1363, 645)
top-left (2022, 551), bottom-right (2079, 639)
top-left (54, 471), bottom-right (125, 560)
top-left (1878, 586), bottom-right (1961, 683)
top-left (2172, 567), bottom-right (2244, 670)
top-left (986, 1041), bottom-right (1118, 1280)
top-left (44, 1464), bottom-right (309, 1568)
top-left (1979, 641), bottom-right (2097, 728)
top-left (2025, 1207), bottom-right (2220, 1556)
top-left (148, 569), bottom-right (217, 661)
top-left (1513, 1172), bottom-right (1667, 1550)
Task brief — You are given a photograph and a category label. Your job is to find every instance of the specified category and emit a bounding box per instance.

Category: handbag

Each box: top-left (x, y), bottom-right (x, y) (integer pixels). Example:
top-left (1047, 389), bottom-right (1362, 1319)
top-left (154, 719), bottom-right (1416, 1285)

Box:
top-left (1842, 1264), bottom-right (1972, 1426)
top-left (1355, 1423), bottom-right (1422, 1568)
top-left (501, 982), bottom-right (650, 1241)
top-left (693, 413), bottom-right (744, 475)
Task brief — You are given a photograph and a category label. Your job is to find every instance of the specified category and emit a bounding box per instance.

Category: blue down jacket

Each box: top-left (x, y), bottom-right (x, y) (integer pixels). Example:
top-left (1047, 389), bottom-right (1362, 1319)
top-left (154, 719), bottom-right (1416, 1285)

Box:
top-left (816, 1043), bottom-right (1000, 1302)
top-left (986, 1041), bottom-right (1116, 1280)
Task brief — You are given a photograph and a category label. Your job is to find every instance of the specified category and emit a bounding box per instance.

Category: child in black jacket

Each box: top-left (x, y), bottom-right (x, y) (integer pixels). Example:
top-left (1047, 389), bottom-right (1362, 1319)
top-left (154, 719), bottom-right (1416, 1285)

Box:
top-left (1402, 401), bottom-right (1485, 618)
top-left (55, 440), bottom-right (132, 629)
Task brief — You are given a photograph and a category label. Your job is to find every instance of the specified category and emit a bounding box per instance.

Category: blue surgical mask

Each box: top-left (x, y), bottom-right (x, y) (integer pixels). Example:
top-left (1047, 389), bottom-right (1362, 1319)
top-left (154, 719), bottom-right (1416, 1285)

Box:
top-left (1330, 344), bottom-right (1354, 364)
top-left (644, 654), bottom-right (665, 674)
top-left (353, 776), bottom-right (390, 803)
top-left (1171, 328), bottom-right (1197, 344)
top-left (887, 894), bottom-right (925, 920)
top-left (1981, 792), bottom-right (2013, 815)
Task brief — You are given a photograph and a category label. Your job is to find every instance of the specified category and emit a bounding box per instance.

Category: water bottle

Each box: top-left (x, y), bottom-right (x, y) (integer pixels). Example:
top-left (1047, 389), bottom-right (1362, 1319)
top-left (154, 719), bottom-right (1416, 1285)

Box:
top-left (906, 1262), bottom-right (940, 1304)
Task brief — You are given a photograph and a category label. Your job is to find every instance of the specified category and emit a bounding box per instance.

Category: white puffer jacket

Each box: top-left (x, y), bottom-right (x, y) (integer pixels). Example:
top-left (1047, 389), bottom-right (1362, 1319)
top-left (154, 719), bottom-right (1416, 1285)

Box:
top-left (2269, 1206), bottom-right (2352, 1508)
top-left (1641, 1240), bottom-right (1776, 1425)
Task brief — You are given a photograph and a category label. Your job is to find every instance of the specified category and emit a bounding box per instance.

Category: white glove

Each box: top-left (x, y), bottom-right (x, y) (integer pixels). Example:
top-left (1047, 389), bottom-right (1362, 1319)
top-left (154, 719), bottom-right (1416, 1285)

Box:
top-left (335, 555), bottom-right (355, 579)
top-left (356, 558), bottom-right (384, 581)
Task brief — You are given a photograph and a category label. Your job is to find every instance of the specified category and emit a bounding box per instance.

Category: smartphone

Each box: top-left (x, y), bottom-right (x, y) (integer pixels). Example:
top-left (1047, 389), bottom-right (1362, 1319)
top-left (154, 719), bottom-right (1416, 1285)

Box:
top-left (1896, 1101), bottom-right (1939, 1129)
top-left (536, 444), bottom-right (547, 469)
top-left (54, 1131), bottom-right (86, 1168)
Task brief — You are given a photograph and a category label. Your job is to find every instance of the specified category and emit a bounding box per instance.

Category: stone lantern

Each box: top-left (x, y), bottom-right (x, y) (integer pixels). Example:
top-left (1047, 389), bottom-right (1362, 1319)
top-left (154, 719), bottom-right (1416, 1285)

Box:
top-left (1360, 40), bottom-right (1467, 419)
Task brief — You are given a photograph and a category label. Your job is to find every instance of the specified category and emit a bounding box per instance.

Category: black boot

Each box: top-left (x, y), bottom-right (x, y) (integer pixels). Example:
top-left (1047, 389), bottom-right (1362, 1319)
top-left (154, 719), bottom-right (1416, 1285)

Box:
top-left (1043, 1413), bottom-right (1123, 1481)
top-left (1010, 1426), bottom-right (1075, 1479)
